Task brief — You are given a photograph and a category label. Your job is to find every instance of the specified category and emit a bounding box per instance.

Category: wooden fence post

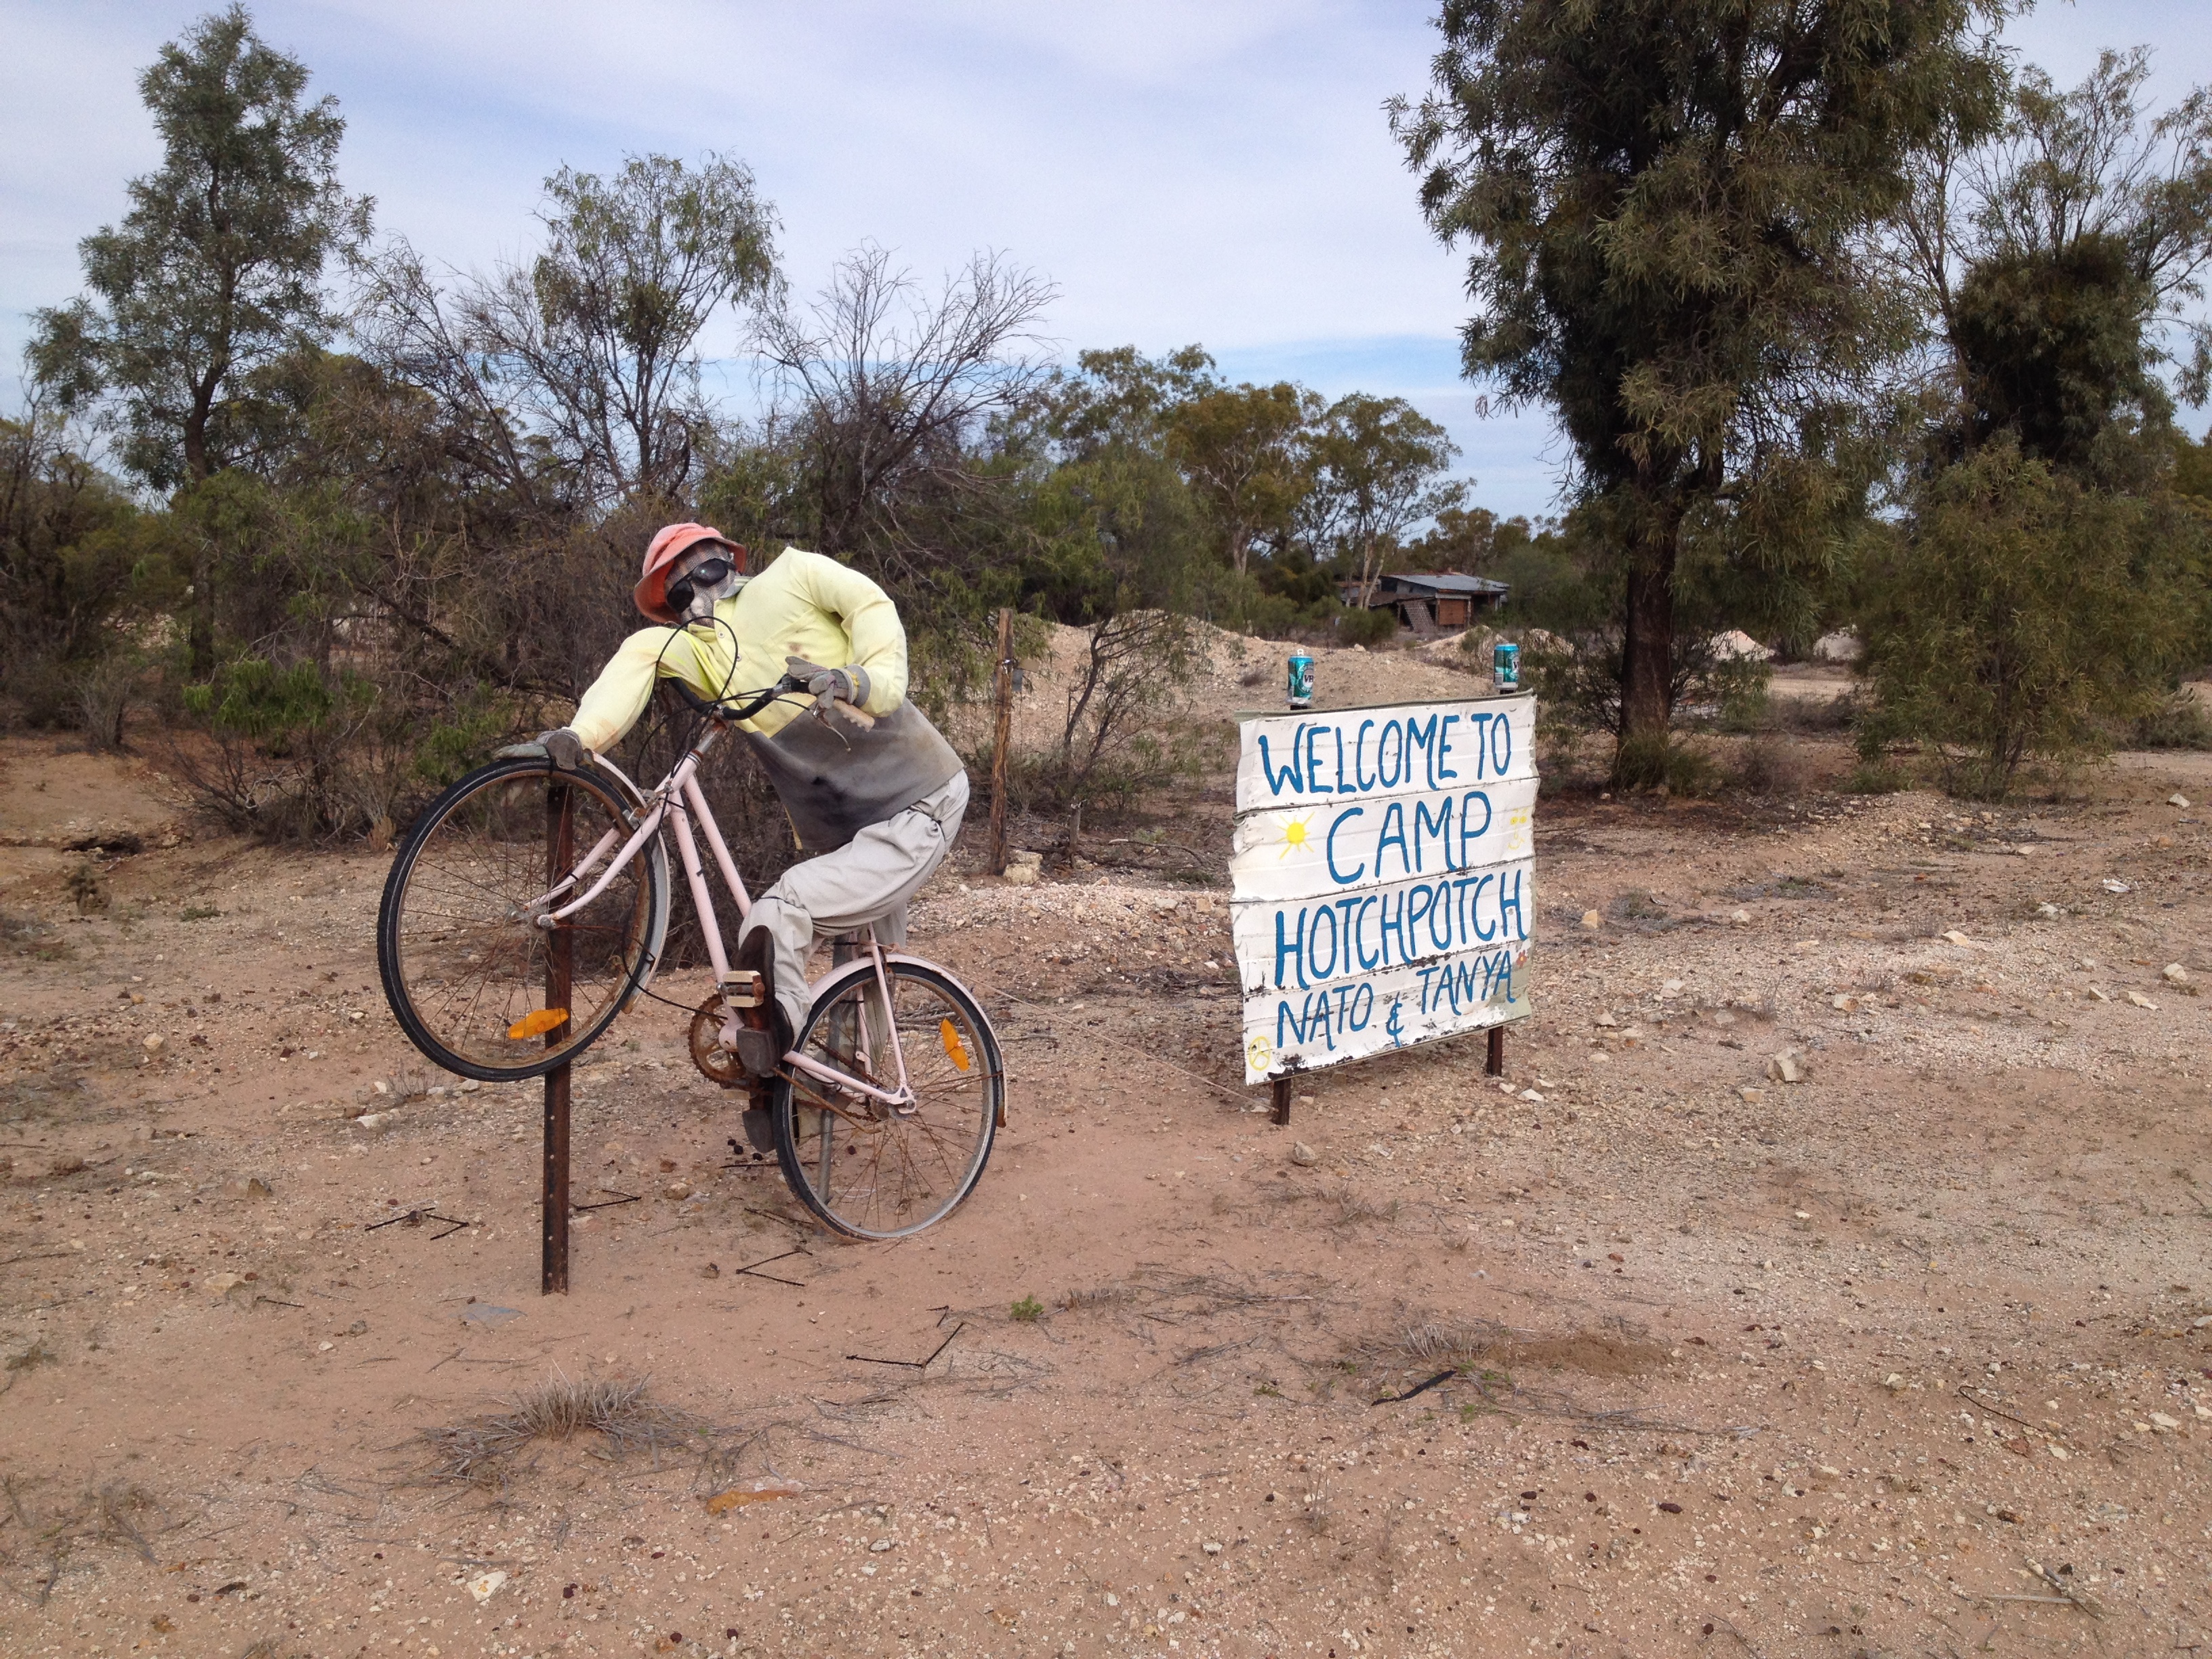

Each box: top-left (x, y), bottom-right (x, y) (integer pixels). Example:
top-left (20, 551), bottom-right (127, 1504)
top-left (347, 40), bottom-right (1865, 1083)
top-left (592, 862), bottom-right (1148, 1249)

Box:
top-left (542, 782), bottom-right (574, 1295)
top-left (988, 607), bottom-right (1013, 876)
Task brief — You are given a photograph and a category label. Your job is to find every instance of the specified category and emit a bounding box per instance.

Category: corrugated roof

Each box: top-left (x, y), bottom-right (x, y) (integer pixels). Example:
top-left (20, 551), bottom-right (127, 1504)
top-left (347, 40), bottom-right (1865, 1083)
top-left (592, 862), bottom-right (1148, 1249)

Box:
top-left (1374, 571), bottom-right (1511, 596)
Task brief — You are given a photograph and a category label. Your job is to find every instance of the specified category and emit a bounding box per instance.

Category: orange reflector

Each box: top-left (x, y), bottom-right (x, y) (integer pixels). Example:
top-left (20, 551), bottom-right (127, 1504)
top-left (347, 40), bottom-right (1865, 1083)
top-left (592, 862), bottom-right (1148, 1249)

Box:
top-left (507, 1008), bottom-right (569, 1040)
top-left (939, 1018), bottom-right (970, 1071)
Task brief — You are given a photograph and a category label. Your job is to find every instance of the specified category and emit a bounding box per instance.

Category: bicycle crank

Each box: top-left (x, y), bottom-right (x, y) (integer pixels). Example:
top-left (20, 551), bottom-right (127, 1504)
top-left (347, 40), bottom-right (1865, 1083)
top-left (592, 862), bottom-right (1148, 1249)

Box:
top-left (687, 993), bottom-right (747, 1088)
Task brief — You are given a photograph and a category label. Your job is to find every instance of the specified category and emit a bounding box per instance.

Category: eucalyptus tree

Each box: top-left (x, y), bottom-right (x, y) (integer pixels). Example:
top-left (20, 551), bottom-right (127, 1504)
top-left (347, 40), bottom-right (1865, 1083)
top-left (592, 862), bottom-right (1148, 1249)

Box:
top-left (1164, 380), bottom-right (1315, 577)
top-left (29, 4), bottom-right (370, 672)
top-left (1858, 47), bottom-right (2212, 796)
top-left (1889, 46), bottom-right (2212, 473)
top-left (1392, 0), bottom-right (2011, 780)
top-left (359, 152), bottom-right (777, 512)
top-left (1301, 392), bottom-right (1464, 607)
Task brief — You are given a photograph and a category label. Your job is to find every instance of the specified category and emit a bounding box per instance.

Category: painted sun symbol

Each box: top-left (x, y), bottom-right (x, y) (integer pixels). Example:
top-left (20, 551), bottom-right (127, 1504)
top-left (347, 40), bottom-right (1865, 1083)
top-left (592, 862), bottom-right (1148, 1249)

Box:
top-left (1278, 814), bottom-right (1314, 861)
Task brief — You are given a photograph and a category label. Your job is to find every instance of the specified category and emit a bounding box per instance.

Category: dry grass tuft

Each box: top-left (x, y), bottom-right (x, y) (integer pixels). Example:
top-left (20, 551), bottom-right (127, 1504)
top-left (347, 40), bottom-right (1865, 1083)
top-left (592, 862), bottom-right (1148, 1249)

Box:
top-left (1299, 1478), bottom-right (1335, 1535)
top-left (2, 1477), bottom-right (171, 1603)
top-left (1328, 1187), bottom-right (1403, 1229)
top-left (1391, 1319), bottom-right (1513, 1368)
top-left (413, 1373), bottom-right (724, 1492)
top-left (1359, 1317), bottom-right (1671, 1398)
top-left (1, 907), bottom-right (66, 959)
top-left (3, 1339), bottom-right (58, 1393)
top-left (1059, 1285), bottom-right (1139, 1313)
top-left (0, 1066), bottom-right (87, 1128)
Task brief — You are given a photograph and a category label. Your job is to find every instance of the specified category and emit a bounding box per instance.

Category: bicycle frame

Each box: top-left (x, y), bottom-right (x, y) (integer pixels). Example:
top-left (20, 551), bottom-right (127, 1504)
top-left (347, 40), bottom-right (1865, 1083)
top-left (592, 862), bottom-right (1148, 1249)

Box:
top-left (525, 720), bottom-right (918, 1112)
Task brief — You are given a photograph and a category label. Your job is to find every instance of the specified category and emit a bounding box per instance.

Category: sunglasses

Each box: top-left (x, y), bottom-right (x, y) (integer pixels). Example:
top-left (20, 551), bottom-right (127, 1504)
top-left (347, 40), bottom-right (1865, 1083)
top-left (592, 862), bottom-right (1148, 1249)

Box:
top-left (666, 556), bottom-right (733, 614)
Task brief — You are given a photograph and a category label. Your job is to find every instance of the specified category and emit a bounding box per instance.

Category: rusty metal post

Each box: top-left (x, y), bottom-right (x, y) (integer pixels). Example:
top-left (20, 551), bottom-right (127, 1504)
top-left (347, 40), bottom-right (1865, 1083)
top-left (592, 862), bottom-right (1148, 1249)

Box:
top-left (1270, 1073), bottom-right (1292, 1126)
top-left (1486, 1026), bottom-right (1505, 1078)
top-left (988, 607), bottom-right (1013, 876)
top-left (542, 781), bottom-right (575, 1295)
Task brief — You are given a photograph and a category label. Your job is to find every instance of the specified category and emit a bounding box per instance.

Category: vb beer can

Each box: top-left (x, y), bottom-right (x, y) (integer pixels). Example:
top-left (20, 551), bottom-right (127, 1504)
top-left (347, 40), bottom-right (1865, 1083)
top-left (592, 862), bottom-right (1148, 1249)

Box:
top-left (1286, 653), bottom-right (1314, 709)
top-left (1492, 640), bottom-right (1521, 694)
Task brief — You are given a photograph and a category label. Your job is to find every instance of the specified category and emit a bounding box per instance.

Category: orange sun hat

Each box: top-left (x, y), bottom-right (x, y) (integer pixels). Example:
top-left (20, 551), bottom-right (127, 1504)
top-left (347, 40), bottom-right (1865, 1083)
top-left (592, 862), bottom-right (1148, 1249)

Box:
top-left (634, 523), bottom-right (744, 624)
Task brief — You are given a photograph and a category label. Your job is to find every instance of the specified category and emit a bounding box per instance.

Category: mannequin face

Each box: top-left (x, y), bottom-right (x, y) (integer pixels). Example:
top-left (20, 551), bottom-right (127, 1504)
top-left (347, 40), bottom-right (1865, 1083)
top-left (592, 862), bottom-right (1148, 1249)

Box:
top-left (666, 542), bottom-right (741, 623)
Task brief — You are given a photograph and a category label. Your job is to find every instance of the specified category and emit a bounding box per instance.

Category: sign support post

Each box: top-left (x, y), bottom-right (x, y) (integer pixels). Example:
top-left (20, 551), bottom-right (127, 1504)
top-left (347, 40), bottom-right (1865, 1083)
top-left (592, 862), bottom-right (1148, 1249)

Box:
top-left (542, 781), bottom-right (574, 1295)
top-left (988, 607), bottom-right (1013, 876)
top-left (1486, 1027), bottom-right (1504, 1077)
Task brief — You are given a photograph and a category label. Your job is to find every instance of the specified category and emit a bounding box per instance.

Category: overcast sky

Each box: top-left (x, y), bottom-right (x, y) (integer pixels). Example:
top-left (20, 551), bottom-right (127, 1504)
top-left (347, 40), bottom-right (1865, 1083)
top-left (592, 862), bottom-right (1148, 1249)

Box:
top-left (4, 1), bottom-right (2207, 516)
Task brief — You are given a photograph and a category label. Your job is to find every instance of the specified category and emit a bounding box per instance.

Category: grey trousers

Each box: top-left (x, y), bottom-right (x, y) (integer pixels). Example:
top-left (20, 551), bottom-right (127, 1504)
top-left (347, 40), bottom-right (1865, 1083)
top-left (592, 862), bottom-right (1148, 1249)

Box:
top-left (737, 771), bottom-right (968, 1036)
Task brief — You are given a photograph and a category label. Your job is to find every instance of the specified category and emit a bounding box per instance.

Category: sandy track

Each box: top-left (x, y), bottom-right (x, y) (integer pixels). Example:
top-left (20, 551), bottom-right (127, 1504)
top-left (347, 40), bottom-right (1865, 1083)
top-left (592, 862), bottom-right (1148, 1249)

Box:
top-left (2, 730), bottom-right (2210, 1658)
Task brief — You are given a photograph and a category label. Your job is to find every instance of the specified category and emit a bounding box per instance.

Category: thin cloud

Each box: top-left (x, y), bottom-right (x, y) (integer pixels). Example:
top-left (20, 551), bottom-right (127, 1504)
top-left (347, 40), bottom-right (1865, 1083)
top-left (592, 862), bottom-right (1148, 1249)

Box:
top-left (5, 1), bottom-right (2205, 513)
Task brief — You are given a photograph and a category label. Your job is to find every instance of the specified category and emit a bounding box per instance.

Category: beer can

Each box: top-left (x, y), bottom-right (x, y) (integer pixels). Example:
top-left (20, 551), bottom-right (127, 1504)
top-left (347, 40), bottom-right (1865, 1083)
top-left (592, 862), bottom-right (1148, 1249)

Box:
top-left (1492, 640), bottom-right (1520, 694)
top-left (1286, 653), bottom-right (1315, 709)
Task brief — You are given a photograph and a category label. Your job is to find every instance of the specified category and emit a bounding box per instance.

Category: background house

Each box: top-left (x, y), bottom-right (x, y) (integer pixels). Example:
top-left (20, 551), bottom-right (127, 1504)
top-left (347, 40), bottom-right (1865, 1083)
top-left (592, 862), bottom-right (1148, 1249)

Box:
top-left (1339, 571), bottom-right (1511, 634)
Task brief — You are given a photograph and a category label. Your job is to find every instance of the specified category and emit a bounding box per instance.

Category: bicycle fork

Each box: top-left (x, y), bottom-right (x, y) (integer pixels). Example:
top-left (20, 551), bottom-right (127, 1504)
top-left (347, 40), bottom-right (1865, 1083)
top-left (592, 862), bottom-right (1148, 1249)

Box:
top-left (763, 935), bottom-right (919, 1118)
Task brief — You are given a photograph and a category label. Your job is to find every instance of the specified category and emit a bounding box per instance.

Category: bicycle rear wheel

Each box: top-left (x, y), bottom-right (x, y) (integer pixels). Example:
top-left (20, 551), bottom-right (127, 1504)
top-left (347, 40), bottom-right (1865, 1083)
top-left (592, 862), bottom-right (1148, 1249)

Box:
top-left (771, 958), bottom-right (1002, 1240)
top-left (377, 758), bottom-right (669, 1081)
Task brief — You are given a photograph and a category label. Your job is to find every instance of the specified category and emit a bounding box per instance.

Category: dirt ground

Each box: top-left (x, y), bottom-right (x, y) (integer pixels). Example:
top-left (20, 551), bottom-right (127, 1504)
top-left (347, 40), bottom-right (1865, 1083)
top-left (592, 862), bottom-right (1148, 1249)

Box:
top-left (4, 661), bottom-right (2212, 1659)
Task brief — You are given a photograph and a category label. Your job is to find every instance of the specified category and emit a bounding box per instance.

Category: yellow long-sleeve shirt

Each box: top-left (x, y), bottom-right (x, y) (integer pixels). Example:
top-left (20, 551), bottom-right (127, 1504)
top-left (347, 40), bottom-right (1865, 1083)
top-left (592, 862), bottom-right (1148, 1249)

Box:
top-left (571, 546), bottom-right (909, 750)
top-left (568, 546), bottom-right (963, 853)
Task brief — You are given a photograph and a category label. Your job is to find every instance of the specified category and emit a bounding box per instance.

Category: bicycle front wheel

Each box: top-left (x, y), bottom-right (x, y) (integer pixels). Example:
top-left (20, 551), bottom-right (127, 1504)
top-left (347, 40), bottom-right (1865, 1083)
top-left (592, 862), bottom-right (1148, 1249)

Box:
top-left (771, 958), bottom-right (1002, 1240)
top-left (377, 758), bottom-right (669, 1082)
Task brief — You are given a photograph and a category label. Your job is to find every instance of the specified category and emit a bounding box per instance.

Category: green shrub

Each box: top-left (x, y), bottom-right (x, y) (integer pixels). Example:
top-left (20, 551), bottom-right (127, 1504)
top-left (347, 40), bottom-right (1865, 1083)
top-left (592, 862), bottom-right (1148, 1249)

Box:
top-left (1857, 439), bottom-right (2211, 799)
top-left (1612, 732), bottom-right (1720, 796)
top-left (2130, 691), bottom-right (2212, 751)
top-left (1713, 657), bottom-right (1772, 733)
top-left (1842, 757), bottom-right (1910, 794)
top-left (1335, 607), bottom-right (1398, 649)
top-left (1730, 735), bottom-right (1806, 794)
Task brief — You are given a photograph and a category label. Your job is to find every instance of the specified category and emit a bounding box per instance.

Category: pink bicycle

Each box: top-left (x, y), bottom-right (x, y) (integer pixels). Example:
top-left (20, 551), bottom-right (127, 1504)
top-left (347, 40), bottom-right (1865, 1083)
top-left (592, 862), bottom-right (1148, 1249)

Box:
top-left (375, 674), bottom-right (1002, 1240)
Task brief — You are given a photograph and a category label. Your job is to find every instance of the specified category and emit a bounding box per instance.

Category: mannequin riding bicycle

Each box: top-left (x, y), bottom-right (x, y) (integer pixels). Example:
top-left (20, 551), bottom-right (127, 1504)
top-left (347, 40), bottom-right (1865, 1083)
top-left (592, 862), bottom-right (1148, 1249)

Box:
top-left (537, 522), bottom-right (969, 1080)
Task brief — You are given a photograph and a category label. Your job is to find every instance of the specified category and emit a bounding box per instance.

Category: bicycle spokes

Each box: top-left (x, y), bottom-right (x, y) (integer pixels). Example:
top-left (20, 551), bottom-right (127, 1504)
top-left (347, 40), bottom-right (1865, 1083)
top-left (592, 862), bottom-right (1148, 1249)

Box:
top-left (774, 960), bottom-right (998, 1240)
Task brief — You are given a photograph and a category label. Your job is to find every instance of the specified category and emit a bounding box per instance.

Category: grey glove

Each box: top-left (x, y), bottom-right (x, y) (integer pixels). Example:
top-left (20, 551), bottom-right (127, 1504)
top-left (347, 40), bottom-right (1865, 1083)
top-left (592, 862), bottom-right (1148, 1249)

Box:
top-left (785, 657), bottom-right (869, 714)
top-left (539, 728), bottom-right (588, 771)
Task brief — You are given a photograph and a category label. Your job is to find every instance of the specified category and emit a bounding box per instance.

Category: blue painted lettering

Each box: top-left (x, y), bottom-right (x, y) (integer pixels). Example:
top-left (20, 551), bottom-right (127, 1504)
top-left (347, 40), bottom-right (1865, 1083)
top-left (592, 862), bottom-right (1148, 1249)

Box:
top-left (1325, 806), bottom-right (1366, 884)
top-left (1354, 896), bottom-right (1380, 970)
top-left (1467, 712), bottom-right (1492, 777)
top-left (1378, 890), bottom-right (1406, 966)
top-left (1256, 727), bottom-right (1304, 795)
top-left (1405, 714), bottom-right (1438, 790)
top-left (1273, 907), bottom-right (1306, 990)
top-left (1458, 790), bottom-right (1493, 861)
top-left (1309, 903), bottom-right (1340, 981)
top-left (1376, 801), bottom-right (1410, 880)
top-left (1406, 884), bottom-right (1436, 951)
top-left (1470, 874), bottom-right (1498, 941)
top-left (1498, 866), bottom-right (1527, 941)
top-left (1415, 795), bottom-right (1454, 872)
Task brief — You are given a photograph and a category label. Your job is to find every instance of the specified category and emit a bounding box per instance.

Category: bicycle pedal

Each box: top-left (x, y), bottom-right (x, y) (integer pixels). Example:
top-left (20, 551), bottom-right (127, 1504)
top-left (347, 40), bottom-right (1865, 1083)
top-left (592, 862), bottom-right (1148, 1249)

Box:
top-left (719, 970), bottom-right (767, 1008)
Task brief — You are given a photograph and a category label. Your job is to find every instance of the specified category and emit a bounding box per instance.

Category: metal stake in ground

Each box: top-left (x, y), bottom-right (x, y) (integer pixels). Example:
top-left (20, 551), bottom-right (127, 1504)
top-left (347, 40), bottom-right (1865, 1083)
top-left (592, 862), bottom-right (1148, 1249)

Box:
top-left (543, 780), bottom-right (574, 1295)
top-left (988, 606), bottom-right (1013, 876)
top-left (1486, 1027), bottom-right (1505, 1078)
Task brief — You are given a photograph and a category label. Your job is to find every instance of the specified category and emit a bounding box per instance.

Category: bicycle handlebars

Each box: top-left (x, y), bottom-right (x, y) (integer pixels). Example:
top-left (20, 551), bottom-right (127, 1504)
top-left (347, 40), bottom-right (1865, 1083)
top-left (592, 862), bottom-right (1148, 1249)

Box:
top-left (665, 671), bottom-right (878, 731)
top-left (665, 672), bottom-right (806, 723)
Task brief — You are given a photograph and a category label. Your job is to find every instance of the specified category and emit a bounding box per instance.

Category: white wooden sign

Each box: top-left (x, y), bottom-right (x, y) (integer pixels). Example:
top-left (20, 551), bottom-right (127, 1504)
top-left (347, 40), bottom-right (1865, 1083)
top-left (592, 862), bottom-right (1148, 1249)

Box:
top-left (1229, 695), bottom-right (1536, 1084)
